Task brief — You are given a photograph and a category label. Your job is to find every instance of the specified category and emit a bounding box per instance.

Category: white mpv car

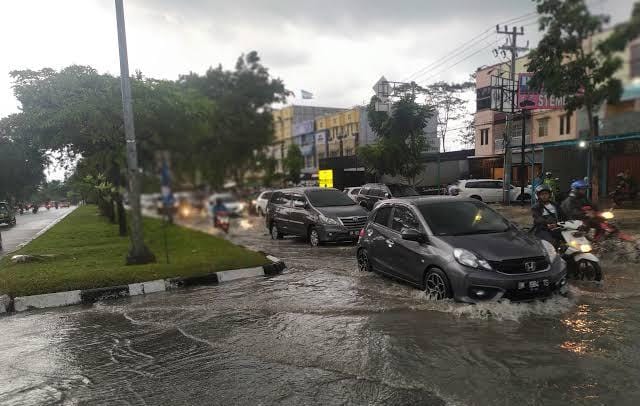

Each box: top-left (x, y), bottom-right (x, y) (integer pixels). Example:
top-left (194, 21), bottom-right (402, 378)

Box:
top-left (449, 179), bottom-right (531, 203)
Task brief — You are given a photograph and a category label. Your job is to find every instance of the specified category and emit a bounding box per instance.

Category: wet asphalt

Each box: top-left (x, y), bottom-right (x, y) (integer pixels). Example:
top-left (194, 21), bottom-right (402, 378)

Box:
top-left (2, 215), bottom-right (640, 405)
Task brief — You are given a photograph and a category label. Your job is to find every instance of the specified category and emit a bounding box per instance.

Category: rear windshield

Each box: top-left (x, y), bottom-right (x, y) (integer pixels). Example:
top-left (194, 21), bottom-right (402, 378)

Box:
top-left (417, 201), bottom-right (510, 236)
top-left (306, 189), bottom-right (356, 207)
top-left (388, 185), bottom-right (419, 197)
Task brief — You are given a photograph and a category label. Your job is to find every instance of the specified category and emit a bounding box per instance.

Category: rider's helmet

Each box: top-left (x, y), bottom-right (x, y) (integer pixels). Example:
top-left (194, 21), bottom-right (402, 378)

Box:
top-left (570, 179), bottom-right (589, 190)
top-left (545, 171), bottom-right (553, 177)
top-left (617, 172), bottom-right (625, 178)
top-left (535, 184), bottom-right (552, 196)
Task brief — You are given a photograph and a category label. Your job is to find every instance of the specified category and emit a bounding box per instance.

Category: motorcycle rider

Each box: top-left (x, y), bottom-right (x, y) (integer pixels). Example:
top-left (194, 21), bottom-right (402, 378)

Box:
top-left (561, 179), bottom-right (596, 221)
top-left (531, 184), bottom-right (565, 244)
top-left (211, 198), bottom-right (228, 226)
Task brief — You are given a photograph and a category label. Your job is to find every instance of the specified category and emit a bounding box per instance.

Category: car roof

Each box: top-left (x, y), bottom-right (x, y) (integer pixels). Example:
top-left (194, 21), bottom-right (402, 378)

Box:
top-left (377, 196), bottom-right (478, 206)
top-left (274, 187), bottom-right (337, 194)
top-left (461, 179), bottom-right (500, 182)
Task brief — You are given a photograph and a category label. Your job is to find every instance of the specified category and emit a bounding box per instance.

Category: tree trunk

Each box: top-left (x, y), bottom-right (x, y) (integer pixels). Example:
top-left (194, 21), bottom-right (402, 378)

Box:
top-left (116, 194), bottom-right (127, 236)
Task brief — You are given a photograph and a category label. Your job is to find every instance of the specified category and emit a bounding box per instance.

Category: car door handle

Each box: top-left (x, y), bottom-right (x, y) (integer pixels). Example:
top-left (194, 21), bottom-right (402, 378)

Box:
top-left (385, 239), bottom-right (394, 248)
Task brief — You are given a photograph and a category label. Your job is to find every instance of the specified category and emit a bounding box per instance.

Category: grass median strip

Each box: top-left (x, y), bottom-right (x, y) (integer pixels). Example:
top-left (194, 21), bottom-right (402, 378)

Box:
top-left (0, 205), bottom-right (268, 297)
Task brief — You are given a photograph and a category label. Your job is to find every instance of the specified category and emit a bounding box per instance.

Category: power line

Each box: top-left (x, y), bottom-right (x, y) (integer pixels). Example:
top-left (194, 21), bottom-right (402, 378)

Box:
top-left (417, 39), bottom-right (502, 85)
top-left (403, 12), bottom-right (538, 83)
top-left (409, 14), bottom-right (538, 85)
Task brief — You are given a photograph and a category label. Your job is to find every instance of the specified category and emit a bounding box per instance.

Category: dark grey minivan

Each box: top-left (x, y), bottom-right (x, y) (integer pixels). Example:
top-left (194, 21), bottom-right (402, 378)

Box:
top-left (357, 196), bottom-right (567, 303)
top-left (266, 187), bottom-right (369, 246)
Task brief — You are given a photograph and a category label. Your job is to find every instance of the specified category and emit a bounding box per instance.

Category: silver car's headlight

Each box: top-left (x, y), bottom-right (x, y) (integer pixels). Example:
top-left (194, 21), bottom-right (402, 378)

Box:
top-left (541, 240), bottom-right (558, 263)
top-left (319, 214), bottom-right (339, 225)
top-left (453, 248), bottom-right (492, 271)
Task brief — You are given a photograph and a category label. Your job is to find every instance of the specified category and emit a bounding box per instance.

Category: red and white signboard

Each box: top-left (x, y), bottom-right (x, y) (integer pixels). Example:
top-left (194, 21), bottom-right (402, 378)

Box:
top-left (517, 73), bottom-right (567, 110)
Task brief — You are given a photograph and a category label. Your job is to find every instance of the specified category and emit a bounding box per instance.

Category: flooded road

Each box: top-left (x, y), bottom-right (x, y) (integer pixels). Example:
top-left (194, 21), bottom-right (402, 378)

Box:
top-left (2, 216), bottom-right (640, 405)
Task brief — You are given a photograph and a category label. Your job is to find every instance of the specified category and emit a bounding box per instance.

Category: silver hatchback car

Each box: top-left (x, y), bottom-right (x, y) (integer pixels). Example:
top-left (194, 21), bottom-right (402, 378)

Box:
top-left (357, 197), bottom-right (567, 303)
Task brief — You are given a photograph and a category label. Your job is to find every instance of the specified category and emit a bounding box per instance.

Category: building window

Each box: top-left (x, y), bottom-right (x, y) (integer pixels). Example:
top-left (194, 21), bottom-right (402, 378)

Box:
top-left (538, 118), bottom-right (549, 137)
top-left (480, 129), bottom-right (489, 145)
top-left (632, 43), bottom-right (640, 78)
top-left (317, 151), bottom-right (325, 160)
top-left (559, 114), bottom-right (571, 135)
top-left (345, 148), bottom-right (354, 156)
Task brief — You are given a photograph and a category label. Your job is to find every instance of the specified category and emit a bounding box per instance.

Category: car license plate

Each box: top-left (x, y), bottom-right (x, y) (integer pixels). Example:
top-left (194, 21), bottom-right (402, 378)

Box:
top-left (517, 279), bottom-right (550, 291)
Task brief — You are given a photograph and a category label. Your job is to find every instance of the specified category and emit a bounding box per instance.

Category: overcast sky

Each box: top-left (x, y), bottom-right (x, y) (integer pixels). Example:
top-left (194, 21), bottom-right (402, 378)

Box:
top-left (0, 0), bottom-right (633, 167)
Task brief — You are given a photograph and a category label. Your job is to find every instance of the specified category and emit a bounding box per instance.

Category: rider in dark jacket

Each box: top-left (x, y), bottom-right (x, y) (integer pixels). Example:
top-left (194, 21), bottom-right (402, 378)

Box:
top-left (560, 179), bottom-right (596, 221)
top-left (531, 184), bottom-right (565, 244)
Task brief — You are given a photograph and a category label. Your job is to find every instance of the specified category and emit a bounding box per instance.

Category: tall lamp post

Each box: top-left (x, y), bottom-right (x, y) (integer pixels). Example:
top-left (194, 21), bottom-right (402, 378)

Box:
top-left (115, 0), bottom-right (155, 264)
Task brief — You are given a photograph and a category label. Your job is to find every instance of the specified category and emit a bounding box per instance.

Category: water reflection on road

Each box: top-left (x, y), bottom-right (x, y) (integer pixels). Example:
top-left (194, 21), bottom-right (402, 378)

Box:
top-left (1, 215), bottom-right (640, 405)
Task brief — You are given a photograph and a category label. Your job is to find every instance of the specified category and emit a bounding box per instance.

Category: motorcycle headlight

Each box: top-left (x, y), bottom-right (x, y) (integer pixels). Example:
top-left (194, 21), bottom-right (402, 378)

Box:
top-left (453, 248), bottom-right (492, 271)
top-left (580, 243), bottom-right (592, 253)
top-left (541, 240), bottom-right (558, 263)
top-left (601, 211), bottom-right (614, 220)
top-left (318, 214), bottom-right (339, 225)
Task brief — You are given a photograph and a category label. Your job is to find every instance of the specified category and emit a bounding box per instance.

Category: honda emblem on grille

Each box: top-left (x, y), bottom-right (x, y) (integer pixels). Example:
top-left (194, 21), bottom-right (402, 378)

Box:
top-left (524, 261), bottom-right (537, 272)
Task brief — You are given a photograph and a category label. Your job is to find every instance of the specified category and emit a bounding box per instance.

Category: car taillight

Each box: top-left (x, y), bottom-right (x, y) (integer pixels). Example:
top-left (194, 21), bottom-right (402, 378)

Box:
top-left (359, 228), bottom-right (366, 238)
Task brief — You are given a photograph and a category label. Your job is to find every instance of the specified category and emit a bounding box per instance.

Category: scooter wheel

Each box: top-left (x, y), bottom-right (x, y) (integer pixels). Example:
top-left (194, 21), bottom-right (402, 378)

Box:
top-left (576, 259), bottom-right (603, 281)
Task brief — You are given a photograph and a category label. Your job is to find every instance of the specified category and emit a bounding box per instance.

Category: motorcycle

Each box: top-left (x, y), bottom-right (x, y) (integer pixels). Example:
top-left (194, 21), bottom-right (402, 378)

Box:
top-left (32, 205), bottom-right (38, 214)
top-left (214, 210), bottom-right (230, 234)
top-left (556, 220), bottom-right (602, 281)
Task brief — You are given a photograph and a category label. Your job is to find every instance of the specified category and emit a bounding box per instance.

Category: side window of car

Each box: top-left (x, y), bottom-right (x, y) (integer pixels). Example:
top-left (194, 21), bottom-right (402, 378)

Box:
top-left (360, 188), bottom-right (369, 196)
top-left (373, 188), bottom-right (384, 197)
top-left (374, 206), bottom-right (392, 227)
top-left (465, 182), bottom-right (479, 189)
top-left (292, 194), bottom-right (305, 207)
top-left (391, 206), bottom-right (420, 232)
top-left (492, 181), bottom-right (504, 189)
top-left (271, 192), bottom-right (283, 205)
top-left (281, 194), bottom-right (292, 206)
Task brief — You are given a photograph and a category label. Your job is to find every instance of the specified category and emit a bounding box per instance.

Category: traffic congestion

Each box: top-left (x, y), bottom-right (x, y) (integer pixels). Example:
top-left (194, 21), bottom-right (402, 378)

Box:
top-left (154, 176), bottom-right (639, 307)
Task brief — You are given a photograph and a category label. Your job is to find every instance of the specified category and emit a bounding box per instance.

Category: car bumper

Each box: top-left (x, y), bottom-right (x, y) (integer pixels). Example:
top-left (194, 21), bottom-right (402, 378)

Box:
top-left (316, 224), bottom-right (360, 242)
top-left (449, 258), bottom-right (567, 303)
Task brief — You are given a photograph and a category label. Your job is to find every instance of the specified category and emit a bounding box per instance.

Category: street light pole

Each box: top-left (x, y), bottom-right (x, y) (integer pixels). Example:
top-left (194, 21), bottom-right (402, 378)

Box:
top-left (115, 0), bottom-right (155, 264)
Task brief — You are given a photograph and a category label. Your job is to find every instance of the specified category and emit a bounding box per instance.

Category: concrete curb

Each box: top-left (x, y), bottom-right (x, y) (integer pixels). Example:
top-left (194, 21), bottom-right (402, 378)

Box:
top-left (1, 256), bottom-right (286, 314)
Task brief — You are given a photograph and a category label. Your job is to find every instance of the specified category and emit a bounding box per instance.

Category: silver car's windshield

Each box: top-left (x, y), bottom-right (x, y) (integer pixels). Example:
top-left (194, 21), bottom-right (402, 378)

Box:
top-left (418, 201), bottom-right (510, 236)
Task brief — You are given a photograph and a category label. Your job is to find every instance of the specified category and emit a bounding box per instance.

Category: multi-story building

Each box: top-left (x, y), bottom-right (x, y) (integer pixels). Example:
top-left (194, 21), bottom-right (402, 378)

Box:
top-left (269, 105), bottom-right (345, 174)
top-left (471, 29), bottom-right (640, 195)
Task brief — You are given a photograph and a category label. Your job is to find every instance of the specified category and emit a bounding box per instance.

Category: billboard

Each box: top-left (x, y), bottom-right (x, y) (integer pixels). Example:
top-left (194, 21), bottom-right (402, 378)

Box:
top-left (318, 169), bottom-right (333, 188)
top-left (293, 120), bottom-right (315, 136)
top-left (517, 73), bottom-right (567, 110)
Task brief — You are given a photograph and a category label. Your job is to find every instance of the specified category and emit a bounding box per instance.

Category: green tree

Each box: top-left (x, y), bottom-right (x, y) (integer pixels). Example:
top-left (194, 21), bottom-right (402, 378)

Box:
top-left (0, 114), bottom-right (47, 202)
top-left (283, 144), bottom-right (304, 184)
top-left (179, 51), bottom-right (289, 186)
top-left (457, 117), bottom-right (476, 147)
top-left (527, 0), bottom-right (640, 200)
top-left (427, 81), bottom-right (474, 152)
top-left (358, 95), bottom-right (434, 184)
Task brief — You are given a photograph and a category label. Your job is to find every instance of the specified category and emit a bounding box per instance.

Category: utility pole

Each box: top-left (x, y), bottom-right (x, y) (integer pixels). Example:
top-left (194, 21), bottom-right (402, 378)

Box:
top-left (115, 0), bottom-right (155, 265)
top-left (495, 25), bottom-right (528, 204)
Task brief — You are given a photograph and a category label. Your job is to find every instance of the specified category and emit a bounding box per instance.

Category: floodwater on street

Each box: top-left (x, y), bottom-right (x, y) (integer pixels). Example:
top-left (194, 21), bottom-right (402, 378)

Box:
top-left (2, 215), bottom-right (640, 405)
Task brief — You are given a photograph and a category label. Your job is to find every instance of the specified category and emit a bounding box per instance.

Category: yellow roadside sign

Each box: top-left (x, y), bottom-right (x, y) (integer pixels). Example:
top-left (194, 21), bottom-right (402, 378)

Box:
top-left (318, 169), bottom-right (333, 188)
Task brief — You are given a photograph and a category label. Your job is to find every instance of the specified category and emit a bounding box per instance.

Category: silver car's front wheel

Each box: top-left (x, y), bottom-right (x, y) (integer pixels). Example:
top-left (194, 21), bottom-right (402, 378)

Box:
top-left (309, 227), bottom-right (321, 247)
top-left (424, 269), bottom-right (452, 300)
top-left (357, 249), bottom-right (371, 272)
